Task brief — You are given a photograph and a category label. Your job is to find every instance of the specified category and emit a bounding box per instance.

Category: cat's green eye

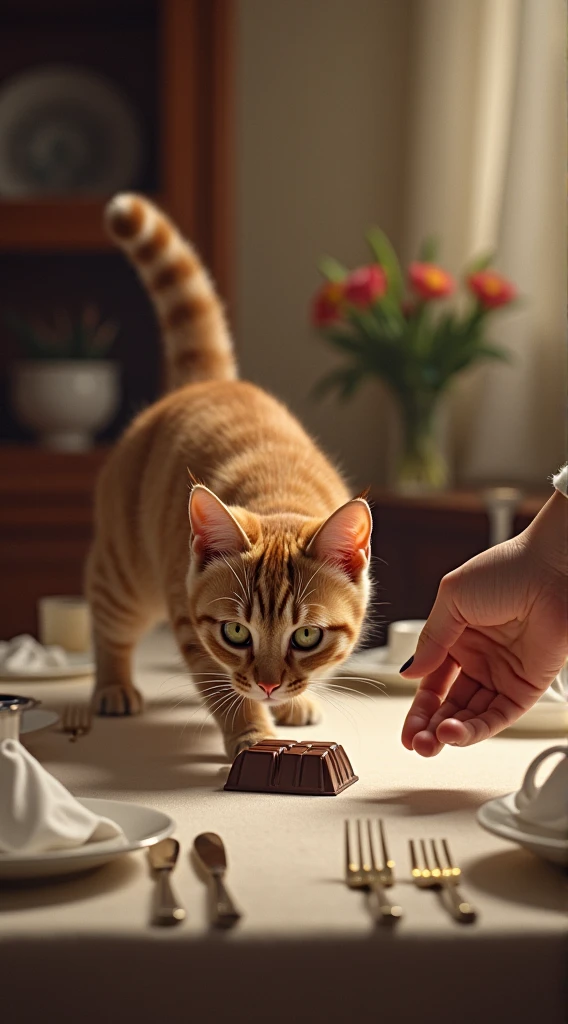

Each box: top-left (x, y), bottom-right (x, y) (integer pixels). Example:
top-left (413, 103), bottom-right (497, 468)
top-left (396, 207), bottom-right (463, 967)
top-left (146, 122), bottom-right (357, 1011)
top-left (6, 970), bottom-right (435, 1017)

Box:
top-left (291, 626), bottom-right (323, 651)
top-left (222, 621), bottom-right (251, 647)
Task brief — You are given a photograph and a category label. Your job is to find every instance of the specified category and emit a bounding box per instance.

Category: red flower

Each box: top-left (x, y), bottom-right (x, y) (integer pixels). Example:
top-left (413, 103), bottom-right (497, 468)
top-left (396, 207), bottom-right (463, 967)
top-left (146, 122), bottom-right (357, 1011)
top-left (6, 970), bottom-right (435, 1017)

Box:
top-left (344, 265), bottom-right (387, 307)
top-left (311, 281), bottom-right (344, 326)
top-left (467, 271), bottom-right (516, 309)
top-left (409, 262), bottom-right (455, 300)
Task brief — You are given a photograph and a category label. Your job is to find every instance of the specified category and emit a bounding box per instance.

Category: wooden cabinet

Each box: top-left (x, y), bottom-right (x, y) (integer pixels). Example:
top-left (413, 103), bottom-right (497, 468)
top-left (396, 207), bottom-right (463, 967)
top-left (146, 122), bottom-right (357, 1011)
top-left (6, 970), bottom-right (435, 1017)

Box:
top-left (0, 448), bottom-right (549, 643)
top-left (0, 0), bottom-right (235, 444)
top-left (0, 0), bottom-right (234, 295)
top-left (0, 447), bottom-right (108, 636)
top-left (368, 489), bottom-right (548, 644)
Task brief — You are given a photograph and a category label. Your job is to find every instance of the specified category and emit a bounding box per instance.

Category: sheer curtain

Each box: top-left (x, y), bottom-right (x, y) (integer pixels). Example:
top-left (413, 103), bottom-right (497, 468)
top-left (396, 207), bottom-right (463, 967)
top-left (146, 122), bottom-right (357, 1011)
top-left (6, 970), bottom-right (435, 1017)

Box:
top-left (402, 0), bottom-right (566, 485)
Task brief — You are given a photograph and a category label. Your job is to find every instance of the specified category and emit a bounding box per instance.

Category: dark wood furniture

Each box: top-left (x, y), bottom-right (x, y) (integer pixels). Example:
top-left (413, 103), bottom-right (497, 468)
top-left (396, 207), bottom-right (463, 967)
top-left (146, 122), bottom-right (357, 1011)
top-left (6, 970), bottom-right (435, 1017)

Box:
top-left (369, 488), bottom-right (549, 644)
top-left (0, 0), bottom-right (234, 298)
top-left (0, 444), bottom-right (549, 642)
top-left (0, 447), bottom-right (108, 637)
top-left (0, 0), bottom-right (235, 444)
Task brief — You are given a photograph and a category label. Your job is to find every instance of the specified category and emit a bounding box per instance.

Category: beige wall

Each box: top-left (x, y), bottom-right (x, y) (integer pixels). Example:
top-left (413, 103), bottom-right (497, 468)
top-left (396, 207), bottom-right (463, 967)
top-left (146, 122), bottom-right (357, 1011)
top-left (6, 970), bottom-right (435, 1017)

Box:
top-left (235, 0), bottom-right (412, 490)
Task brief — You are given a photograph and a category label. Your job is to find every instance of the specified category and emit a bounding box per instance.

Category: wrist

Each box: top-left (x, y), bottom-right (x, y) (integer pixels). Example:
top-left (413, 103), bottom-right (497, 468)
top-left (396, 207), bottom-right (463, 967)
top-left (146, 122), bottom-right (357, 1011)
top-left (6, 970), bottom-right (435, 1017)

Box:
top-left (521, 489), bottom-right (568, 578)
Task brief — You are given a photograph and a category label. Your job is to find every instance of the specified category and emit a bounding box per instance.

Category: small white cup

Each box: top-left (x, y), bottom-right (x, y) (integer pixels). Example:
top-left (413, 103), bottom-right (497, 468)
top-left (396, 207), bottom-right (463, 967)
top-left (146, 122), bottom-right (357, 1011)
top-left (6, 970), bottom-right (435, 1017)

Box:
top-left (387, 620), bottom-right (426, 667)
top-left (514, 746), bottom-right (568, 836)
top-left (38, 596), bottom-right (92, 653)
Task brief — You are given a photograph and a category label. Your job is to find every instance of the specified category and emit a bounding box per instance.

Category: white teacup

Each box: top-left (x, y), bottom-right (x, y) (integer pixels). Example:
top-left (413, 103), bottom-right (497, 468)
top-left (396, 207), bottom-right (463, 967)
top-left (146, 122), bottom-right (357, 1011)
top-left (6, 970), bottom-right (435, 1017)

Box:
top-left (514, 746), bottom-right (568, 836)
top-left (387, 620), bottom-right (426, 668)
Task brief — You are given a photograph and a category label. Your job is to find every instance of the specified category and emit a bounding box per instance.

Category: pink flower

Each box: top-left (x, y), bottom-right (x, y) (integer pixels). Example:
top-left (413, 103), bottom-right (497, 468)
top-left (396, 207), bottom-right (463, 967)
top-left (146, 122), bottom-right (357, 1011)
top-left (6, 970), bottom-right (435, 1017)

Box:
top-left (344, 265), bottom-right (387, 307)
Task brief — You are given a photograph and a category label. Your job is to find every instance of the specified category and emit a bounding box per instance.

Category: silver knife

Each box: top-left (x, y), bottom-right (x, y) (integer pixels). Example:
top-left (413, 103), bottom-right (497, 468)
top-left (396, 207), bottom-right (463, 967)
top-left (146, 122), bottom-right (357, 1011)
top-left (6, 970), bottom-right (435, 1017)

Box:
top-left (194, 832), bottom-right (242, 928)
top-left (148, 838), bottom-right (186, 926)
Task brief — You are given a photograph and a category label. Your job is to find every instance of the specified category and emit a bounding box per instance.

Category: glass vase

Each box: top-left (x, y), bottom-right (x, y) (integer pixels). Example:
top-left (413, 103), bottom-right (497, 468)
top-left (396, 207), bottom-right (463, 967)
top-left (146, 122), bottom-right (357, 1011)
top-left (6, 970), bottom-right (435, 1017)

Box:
top-left (393, 392), bottom-right (449, 494)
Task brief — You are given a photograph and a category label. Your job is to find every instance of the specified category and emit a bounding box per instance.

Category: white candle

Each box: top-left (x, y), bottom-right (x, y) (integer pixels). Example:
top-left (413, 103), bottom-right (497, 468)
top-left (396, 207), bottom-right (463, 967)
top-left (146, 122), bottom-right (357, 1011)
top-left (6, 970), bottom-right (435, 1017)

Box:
top-left (38, 596), bottom-right (92, 653)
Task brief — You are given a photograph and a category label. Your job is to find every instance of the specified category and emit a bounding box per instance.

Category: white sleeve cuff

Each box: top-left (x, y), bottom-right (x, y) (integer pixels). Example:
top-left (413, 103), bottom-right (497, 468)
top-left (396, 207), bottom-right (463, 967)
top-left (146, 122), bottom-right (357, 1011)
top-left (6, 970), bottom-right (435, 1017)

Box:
top-left (552, 463), bottom-right (568, 496)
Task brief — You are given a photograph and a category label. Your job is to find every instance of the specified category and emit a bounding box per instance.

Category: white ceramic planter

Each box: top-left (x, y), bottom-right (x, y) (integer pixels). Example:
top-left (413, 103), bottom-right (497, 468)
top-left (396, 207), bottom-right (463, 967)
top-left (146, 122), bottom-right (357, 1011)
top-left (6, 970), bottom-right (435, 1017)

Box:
top-left (12, 360), bottom-right (120, 450)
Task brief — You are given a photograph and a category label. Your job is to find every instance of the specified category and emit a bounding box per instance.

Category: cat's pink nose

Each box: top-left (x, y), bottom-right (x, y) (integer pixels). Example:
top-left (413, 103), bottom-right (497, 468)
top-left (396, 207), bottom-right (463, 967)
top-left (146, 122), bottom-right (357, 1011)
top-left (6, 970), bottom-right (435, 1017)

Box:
top-left (258, 682), bottom-right (281, 697)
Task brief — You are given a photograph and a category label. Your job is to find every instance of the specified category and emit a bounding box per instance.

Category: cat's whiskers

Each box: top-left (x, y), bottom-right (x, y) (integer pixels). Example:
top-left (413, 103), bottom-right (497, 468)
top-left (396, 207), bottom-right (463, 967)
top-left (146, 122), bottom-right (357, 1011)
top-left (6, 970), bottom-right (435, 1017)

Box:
top-left (310, 681), bottom-right (369, 711)
top-left (311, 686), bottom-right (354, 725)
top-left (296, 563), bottom-right (325, 605)
top-left (312, 678), bottom-right (371, 700)
top-left (221, 553), bottom-right (250, 606)
top-left (330, 673), bottom-right (388, 693)
top-left (195, 690), bottom-right (238, 740)
top-left (176, 682), bottom-right (233, 719)
top-left (230, 695), bottom-right (244, 732)
top-left (308, 683), bottom-right (360, 732)
top-left (207, 596), bottom-right (241, 608)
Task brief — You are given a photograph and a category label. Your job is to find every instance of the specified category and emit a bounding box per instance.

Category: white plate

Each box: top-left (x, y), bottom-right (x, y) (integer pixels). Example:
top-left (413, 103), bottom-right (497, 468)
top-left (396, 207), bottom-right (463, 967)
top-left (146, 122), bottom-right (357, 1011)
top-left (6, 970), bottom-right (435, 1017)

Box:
top-left (20, 708), bottom-right (60, 736)
top-left (477, 792), bottom-right (568, 866)
top-left (0, 798), bottom-right (175, 880)
top-left (502, 700), bottom-right (568, 736)
top-left (0, 653), bottom-right (94, 681)
top-left (339, 647), bottom-right (418, 691)
top-left (0, 65), bottom-right (142, 196)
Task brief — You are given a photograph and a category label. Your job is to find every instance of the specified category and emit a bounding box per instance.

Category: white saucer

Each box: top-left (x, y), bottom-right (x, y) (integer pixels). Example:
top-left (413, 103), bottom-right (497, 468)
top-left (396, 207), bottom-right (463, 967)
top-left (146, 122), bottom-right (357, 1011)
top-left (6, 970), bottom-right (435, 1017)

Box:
top-left (20, 708), bottom-right (60, 736)
top-left (0, 798), bottom-right (175, 879)
top-left (339, 647), bottom-right (417, 692)
top-left (0, 653), bottom-right (94, 681)
top-left (502, 700), bottom-right (568, 736)
top-left (477, 792), bottom-right (568, 866)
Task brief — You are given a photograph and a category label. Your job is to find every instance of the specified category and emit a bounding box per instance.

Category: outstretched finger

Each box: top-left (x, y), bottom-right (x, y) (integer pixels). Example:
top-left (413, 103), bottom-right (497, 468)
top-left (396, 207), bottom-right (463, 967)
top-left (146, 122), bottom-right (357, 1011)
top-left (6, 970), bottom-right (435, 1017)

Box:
top-left (400, 576), bottom-right (466, 678)
top-left (421, 673), bottom-right (492, 736)
top-left (401, 655), bottom-right (460, 752)
top-left (436, 694), bottom-right (523, 746)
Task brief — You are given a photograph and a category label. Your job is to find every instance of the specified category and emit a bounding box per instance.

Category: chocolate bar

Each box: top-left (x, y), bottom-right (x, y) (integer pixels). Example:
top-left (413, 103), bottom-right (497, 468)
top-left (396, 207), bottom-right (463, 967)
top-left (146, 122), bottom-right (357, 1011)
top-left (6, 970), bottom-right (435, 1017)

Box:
top-left (224, 739), bottom-right (358, 795)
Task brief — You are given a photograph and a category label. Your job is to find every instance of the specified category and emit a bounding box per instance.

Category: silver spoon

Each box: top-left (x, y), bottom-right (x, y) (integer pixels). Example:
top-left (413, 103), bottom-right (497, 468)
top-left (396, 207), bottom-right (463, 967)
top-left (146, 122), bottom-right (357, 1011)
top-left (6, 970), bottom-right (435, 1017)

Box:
top-left (148, 838), bottom-right (186, 926)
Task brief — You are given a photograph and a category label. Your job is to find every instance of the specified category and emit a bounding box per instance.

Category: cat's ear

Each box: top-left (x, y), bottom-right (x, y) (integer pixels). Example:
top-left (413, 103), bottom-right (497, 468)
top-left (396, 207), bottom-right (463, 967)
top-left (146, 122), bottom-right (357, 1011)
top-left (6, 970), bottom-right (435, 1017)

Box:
top-left (189, 485), bottom-right (251, 564)
top-left (306, 499), bottom-right (372, 581)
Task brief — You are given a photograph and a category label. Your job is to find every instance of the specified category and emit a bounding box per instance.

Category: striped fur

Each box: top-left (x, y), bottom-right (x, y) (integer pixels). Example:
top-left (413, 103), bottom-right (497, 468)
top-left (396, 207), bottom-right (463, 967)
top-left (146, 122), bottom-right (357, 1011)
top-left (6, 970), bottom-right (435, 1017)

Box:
top-left (87, 195), bottom-right (372, 759)
top-left (105, 194), bottom-right (236, 389)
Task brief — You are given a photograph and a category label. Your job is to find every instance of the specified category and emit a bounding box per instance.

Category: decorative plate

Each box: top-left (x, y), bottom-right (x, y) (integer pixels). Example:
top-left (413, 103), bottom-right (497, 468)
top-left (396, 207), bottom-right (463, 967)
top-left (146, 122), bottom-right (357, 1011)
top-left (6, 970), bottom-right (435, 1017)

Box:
top-left (0, 65), bottom-right (142, 196)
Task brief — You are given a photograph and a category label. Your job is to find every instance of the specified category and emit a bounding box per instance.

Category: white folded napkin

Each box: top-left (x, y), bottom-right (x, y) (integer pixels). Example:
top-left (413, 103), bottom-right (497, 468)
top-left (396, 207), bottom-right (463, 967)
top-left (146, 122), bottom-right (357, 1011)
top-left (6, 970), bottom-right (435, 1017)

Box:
top-left (0, 634), bottom-right (68, 673)
top-left (0, 739), bottom-right (125, 855)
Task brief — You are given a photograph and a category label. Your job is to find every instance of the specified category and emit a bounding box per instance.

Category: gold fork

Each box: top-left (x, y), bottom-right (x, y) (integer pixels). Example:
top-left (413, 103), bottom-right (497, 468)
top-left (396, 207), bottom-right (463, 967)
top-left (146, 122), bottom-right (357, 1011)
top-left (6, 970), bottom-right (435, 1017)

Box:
top-left (345, 819), bottom-right (403, 925)
top-left (409, 838), bottom-right (476, 924)
top-left (62, 704), bottom-right (93, 742)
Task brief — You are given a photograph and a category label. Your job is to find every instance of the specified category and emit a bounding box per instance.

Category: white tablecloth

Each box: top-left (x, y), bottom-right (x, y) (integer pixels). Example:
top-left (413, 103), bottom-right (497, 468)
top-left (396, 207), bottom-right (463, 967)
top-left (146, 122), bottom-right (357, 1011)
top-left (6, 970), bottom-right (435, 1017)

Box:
top-left (2, 629), bottom-right (567, 1024)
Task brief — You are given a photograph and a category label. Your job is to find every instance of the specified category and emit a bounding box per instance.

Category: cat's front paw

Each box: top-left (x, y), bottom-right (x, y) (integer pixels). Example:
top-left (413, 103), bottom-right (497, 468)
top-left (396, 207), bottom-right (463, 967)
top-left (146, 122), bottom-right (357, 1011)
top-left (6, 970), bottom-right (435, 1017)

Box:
top-left (272, 693), bottom-right (321, 727)
top-left (92, 684), bottom-right (144, 716)
top-left (225, 727), bottom-right (276, 762)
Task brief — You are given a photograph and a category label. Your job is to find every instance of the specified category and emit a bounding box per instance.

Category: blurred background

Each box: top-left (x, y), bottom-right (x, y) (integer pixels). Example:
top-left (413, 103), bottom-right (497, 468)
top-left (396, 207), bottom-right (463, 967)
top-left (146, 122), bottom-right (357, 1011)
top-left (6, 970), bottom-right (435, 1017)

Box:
top-left (0, 0), bottom-right (565, 639)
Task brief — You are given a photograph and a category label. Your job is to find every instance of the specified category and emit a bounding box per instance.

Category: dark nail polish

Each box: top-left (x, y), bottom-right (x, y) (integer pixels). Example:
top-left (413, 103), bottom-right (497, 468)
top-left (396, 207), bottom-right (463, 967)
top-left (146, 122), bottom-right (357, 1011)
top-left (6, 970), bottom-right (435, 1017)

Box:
top-left (399, 656), bottom-right (414, 674)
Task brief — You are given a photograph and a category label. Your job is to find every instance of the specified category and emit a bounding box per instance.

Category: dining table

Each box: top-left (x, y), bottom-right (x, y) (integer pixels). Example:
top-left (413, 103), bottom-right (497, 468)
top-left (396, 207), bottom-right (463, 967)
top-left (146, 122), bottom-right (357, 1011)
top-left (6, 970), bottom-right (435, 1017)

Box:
top-left (1, 626), bottom-right (567, 1024)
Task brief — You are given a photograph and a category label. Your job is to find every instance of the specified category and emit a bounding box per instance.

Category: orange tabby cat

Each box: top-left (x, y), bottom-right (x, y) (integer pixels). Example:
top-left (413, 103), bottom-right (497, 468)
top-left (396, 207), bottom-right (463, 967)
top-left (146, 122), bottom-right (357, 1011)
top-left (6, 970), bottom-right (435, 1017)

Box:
top-left (87, 194), bottom-right (373, 758)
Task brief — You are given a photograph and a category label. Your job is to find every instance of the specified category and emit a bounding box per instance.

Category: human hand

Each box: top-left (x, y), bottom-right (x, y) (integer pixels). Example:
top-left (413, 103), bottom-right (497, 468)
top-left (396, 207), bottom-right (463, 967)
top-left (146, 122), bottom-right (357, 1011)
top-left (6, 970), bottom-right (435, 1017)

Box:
top-left (401, 491), bottom-right (568, 756)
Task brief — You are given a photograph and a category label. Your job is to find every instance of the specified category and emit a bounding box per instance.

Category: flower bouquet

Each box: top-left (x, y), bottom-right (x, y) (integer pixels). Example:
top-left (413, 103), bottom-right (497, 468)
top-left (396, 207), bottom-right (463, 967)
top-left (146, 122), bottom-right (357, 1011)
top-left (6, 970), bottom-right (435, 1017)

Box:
top-left (311, 232), bottom-right (517, 492)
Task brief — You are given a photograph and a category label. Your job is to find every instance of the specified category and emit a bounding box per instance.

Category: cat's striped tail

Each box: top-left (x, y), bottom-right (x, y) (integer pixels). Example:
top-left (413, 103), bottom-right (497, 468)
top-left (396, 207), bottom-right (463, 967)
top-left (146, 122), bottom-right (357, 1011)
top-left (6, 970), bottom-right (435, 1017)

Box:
top-left (105, 194), bottom-right (237, 390)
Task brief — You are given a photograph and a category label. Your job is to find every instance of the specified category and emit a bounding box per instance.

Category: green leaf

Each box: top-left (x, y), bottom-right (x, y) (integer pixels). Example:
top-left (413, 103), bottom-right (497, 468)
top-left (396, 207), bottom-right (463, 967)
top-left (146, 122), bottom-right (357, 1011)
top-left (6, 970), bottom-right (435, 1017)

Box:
top-left (365, 227), bottom-right (403, 301)
top-left (322, 328), bottom-right (365, 355)
top-left (417, 236), bottom-right (440, 262)
top-left (318, 257), bottom-right (348, 283)
top-left (465, 250), bottom-right (495, 274)
top-left (312, 366), bottom-right (363, 401)
top-left (473, 344), bottom-right (511, 363)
